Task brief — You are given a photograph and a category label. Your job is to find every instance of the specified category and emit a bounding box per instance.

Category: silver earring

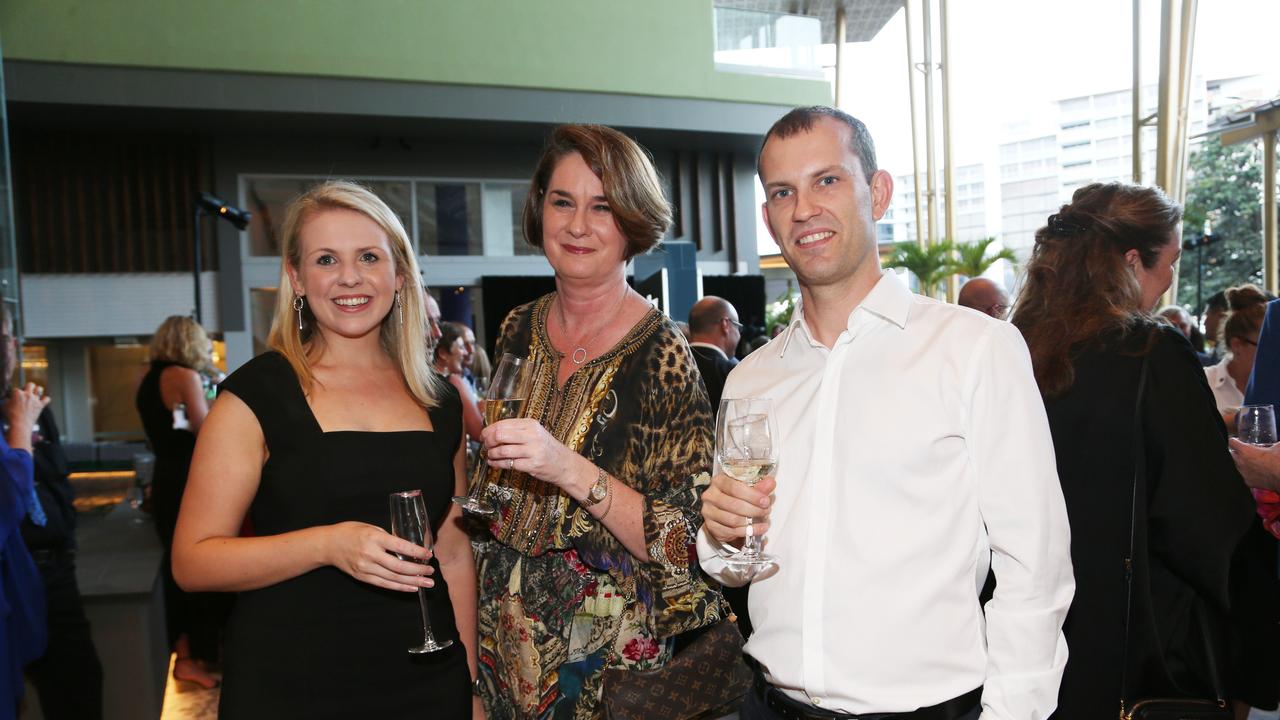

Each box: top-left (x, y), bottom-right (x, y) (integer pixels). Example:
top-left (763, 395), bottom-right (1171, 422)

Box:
top-left (293, 295), bottom-right (305, 331)
top-left (396, 290), bottom-right (404, 324)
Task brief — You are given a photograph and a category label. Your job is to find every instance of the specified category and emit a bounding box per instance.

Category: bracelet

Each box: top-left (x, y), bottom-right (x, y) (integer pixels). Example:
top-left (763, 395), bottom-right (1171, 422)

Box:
top-left (597, 473), bottom-right (614, 520)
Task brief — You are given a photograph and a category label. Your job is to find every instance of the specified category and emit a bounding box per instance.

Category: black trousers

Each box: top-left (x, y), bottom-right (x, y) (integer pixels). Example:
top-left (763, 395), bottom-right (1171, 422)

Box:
top-left (741, 685), bottom-right (982, 720)
top-left (25, 554), bottom-right (103, 720)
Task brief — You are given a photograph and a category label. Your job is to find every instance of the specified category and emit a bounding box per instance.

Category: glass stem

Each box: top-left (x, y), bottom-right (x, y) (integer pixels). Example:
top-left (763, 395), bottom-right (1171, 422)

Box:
top-left (743, 517), bottom-right (761, 557)
top-left (417, 588), bottom-right (436, 644)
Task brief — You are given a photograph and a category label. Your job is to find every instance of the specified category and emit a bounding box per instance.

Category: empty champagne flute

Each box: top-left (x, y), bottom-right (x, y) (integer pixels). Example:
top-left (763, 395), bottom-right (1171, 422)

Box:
top-left (1237, 404), bottom-right (1277, 446)
top-left (716, 398), bottom-right (779, 570)
top-left (452, 353), bottom-right (537, 516)
top-left (389, 489), bottom-right (453, 654)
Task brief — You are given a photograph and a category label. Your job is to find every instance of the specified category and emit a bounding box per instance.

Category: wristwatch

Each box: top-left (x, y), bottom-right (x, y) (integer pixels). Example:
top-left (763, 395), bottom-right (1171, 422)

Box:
top-left (582, 468), bottom-right (609, 507)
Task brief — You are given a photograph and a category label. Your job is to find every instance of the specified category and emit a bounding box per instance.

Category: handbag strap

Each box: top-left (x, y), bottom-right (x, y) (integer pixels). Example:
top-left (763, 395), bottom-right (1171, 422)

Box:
top-left (1118, 350), bottom-right (1149, 718)
top-left (1117, 345), bottom-right (1227, 718)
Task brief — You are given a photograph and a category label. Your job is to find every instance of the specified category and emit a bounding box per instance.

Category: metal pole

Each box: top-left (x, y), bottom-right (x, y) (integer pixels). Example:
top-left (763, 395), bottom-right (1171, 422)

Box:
top-left (193, 207), bottom-right (203, 323)
top-left (1164, 0), bottom-right (1197, 306)
top-left (1265, 130), bottom-right (1277, 294)
top-left (904, 0), bottom-right (926, 248)
top-left (1155, 0), bottom-right (1177, 194)
top-left (940, 0), bottom-right (957, 302)
top-left (1172, 0), bottom-right (1197, 201)
top-left (922, 0), bottom-right (938, 254)
top-left (1132, 0), bottom-right (1143, 184)
top-left (835, 7), bottom-right (846, 107)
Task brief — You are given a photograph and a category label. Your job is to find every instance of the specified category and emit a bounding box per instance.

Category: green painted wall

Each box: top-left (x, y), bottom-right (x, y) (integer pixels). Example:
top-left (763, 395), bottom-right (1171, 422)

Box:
top-left (0, 0), bottom-right (830, 107)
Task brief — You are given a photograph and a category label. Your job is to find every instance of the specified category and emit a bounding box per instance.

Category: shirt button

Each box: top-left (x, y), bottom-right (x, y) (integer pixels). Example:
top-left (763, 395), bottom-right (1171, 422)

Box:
top-left (812, 698), bottom-right (822, 706)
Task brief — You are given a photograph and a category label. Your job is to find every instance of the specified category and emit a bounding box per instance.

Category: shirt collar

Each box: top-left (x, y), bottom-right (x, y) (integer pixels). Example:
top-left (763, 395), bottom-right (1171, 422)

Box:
top-left (689, 341), bottom-right (728, 359)
top-left (780, 272), bottom-right (913, 357)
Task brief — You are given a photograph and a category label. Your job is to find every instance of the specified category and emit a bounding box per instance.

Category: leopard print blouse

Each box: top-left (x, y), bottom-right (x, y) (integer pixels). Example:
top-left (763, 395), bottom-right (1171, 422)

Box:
top-left (474, 293), bottom-right (723, 719)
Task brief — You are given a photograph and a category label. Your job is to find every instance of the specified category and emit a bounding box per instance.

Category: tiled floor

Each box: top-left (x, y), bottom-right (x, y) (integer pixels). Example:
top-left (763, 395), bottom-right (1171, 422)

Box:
top-left (159, 654), bottom-right (221, 720)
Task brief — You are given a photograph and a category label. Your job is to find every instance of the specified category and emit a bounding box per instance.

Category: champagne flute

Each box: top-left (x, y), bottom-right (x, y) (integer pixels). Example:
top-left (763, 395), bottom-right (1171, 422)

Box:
top-left (717, 398), bottom-right (779, 570)
top-left (389, 489), bottom-right (453, 654)
top-left (452, 353), bottom-right (537, 516)
top-left (1237, 404), bottom-right (1277, 446)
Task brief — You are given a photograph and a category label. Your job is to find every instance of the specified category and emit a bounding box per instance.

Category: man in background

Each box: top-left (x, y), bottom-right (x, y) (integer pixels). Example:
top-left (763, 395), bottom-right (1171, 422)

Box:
top-left (957, 278), bottom-right (1010, 319)
top-left (687, 296), bottom-right (742, 409)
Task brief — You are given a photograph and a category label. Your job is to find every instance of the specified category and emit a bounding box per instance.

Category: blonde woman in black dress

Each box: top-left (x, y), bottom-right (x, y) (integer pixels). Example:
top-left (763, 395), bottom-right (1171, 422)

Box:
top-left (172, 181), bottom-right (480, 719)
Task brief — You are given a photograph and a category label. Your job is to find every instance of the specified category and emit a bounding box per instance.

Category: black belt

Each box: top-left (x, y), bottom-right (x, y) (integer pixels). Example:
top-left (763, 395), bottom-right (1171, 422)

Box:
top-left (753, 667), bottom-right (981, 720)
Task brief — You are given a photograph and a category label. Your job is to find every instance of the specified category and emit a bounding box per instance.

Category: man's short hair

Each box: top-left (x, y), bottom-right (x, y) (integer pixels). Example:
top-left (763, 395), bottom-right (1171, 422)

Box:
top-left (688, 297), bottom-right (733, 335)
top-left (757, 106), bottom-right (878, 185)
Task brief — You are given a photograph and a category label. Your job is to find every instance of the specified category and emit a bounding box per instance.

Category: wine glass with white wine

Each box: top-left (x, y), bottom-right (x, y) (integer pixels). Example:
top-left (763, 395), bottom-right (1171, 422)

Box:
top-left (451, 352), bottom-right (537, 516)
top-left (716, 397), bottom-right (779, 570)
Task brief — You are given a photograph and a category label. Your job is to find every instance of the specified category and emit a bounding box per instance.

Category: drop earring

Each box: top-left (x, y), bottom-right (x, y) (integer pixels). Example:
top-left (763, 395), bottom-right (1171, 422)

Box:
top-left (396, 290), bottom-right (404, 324)
top-left (293, 295), bottom-right (305, 331)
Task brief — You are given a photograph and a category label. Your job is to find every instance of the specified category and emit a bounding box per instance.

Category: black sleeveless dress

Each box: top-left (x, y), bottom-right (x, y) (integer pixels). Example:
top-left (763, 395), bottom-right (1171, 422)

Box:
top-left (216, 352), bottom-right (470, 719)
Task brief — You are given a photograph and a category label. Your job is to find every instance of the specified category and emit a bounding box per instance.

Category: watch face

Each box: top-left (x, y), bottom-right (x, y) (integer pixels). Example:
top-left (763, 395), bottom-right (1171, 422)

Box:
top-left (591, 482), bottom-right (607, 501)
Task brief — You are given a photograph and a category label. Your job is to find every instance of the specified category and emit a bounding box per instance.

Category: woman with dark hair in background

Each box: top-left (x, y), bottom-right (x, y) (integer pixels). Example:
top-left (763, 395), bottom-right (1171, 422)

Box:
top-left (473, 124), bottom-right (719, 718)
top-left (1012, 182), bottom-right (1275, 716)
top-left (434, 321), bottom-right (483, 443)
top-left (1204, 284), bottom-right (1268, 427)
top-left (134, 315), bottom-right (222, 690)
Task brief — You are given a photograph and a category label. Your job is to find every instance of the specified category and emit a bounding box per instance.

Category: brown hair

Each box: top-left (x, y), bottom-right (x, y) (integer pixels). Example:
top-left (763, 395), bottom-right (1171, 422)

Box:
top-left (1011, 182), bottom-right (1182, 397)
top-left (522, 124), bottom-right (671, 260)
top-left (267, 180), bottom-right (442, 409)
top-left (150, 315), bottom-right (211, 371)
top-left (758, 106), bottom-right (878, 184)
top-left (1221, 284), bottom-right (1268, 347)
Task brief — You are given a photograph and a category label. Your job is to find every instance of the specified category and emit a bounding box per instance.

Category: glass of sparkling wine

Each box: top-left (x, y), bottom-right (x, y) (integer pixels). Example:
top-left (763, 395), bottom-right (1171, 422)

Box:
top-left (452, 353), bottom-right (536, 516)
top-left (390, 489), bottom-right (453, 654)
top-left (1237, 404), bottom-right (1277, 446)
top-left (717, 397), bottom-right (779, 570)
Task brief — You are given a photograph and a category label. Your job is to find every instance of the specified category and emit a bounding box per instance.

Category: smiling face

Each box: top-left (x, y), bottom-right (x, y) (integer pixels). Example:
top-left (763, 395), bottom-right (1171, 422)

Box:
top-left (540, 152), bottom-right (630, 283)
top-left (287, 207), bottom-right (403, 343)
top-left (759, 117), bottom-right (893, 294)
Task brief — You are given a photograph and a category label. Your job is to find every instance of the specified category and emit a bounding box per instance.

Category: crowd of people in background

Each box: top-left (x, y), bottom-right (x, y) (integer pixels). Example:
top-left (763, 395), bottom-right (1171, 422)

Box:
top-left (4, 105), bottom-right (1279, 720)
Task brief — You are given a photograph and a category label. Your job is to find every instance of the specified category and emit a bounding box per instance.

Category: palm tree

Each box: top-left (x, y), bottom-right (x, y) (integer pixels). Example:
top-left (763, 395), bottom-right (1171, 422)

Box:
top-left (884, 241), bottom-right (955, 298)
top-left (950, 237), bottom-right (1016, 279)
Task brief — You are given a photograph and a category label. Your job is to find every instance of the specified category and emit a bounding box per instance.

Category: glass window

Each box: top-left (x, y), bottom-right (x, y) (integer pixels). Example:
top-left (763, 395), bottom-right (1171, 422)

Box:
top-left (244, 177), bottom-right (412, 257)
top-left (89, 343), bottom-right (150, 442)
top-left (417, 182), bottom-right (483, 256)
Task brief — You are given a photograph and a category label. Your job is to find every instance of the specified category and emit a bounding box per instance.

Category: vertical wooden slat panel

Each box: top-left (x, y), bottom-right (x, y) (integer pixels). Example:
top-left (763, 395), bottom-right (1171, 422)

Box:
top-left (105, 145), bottom-right (121, 273)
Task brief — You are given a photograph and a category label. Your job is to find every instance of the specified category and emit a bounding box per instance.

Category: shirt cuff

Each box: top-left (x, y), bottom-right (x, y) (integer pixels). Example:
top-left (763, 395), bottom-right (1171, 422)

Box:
top-left (695, 526), bottom-right (753, 587)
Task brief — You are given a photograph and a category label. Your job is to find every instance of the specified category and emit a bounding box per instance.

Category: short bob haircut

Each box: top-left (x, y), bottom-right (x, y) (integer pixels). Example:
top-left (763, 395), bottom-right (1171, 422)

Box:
top-left (266, 180), bottom-right (443, 409)
top-left (150, 315), bottom-right (212, 371)
top-left (522, 124), bottom-right (672, 261)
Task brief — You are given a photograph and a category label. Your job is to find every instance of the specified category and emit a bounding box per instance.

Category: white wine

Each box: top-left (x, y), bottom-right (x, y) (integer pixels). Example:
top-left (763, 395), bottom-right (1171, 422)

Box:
top-left (721, 459), bottom-right (774, 486)
top-left (485, 397), bottom-right (527, 426)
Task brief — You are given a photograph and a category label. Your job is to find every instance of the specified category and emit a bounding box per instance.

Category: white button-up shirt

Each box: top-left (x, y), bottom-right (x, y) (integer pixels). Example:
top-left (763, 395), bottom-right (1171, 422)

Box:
top-left (1204, 355), bottom-right (1244, 413)
top-left (697, 272), bottom-right (1074, 719)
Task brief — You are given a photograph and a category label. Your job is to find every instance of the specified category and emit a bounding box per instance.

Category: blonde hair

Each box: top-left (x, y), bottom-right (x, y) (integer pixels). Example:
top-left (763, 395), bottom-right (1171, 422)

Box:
top-left (150, 316), bottom-right (211, 370)
top-left (266, 180), bottom-right (443, 409)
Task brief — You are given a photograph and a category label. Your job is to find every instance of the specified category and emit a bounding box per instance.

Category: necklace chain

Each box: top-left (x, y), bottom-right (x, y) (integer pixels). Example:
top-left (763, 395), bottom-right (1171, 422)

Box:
top-left (556, 290), bottom-right (628, 365)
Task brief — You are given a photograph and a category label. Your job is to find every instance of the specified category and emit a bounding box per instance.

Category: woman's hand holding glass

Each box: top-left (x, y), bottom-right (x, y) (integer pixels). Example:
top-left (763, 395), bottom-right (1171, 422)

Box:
top-left (453, 352), bottom-right (537, 516)
top-left (323, 519), bottom-right (435, 593)
top-left (480, 417), bottom-right (582, 490)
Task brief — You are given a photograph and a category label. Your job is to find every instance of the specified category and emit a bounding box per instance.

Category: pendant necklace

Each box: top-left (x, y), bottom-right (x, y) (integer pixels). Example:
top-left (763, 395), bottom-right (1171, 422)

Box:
top-left (557, 290), bottom-right (628, 365)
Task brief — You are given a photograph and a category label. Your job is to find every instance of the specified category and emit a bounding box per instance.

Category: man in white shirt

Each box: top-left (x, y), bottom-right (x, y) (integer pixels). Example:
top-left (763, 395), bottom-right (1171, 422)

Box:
top-left (697, 106), bottom-right (1074, 720)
